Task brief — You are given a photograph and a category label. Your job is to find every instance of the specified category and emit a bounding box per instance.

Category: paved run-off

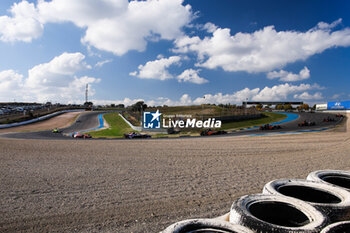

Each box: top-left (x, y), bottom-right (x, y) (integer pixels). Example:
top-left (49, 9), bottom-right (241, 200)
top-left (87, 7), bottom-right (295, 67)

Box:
top-left (0, 116), bottom-right (349, 232)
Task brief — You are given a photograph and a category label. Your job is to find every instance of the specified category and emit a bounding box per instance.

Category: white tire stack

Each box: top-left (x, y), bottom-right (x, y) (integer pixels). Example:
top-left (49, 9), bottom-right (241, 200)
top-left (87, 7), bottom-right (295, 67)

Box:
top-left (160, 169), bottom-right (350, 232)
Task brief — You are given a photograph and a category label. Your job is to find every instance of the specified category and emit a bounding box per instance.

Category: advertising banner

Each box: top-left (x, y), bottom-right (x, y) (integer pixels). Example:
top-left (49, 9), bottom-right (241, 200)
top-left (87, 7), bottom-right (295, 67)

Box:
top-left (316, 104), bottom-right (327, 111)
top-left (327, 101), bottom-right (350, 110)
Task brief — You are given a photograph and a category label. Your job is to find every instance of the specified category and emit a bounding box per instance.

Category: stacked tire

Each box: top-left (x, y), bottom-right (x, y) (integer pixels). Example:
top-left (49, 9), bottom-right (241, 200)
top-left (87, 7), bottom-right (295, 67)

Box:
top-left (229, 194), bottom-right (328, 232)
top-left (160, 170), bottom-right (350, 233)
top-left (160, 219), bottom-right (254, 233)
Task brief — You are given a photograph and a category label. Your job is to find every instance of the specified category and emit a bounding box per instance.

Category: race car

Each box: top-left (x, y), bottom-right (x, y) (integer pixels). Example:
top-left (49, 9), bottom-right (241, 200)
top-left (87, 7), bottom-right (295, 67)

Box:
top-left (200, 129), bottom-right (227, 136)
top-left (52, 128), bottom-right (61, 133)
top-left (124, 132), bottom-right (151, 139)
top-left (71, 132), bottom-right (92, 139)
top-left (298, 121), bottom-right (316, 127)
top-left (323, 117), bottom-right (335, 122)
top-left (259, 124), bottom-right (282, 130)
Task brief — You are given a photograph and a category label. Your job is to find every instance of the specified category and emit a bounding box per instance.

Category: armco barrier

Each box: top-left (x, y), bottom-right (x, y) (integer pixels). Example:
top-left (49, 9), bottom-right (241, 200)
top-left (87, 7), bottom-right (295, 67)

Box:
top-left (119, 113), bottom-right (142, 131)
top-left (0, 109), bottom-right (83, 129)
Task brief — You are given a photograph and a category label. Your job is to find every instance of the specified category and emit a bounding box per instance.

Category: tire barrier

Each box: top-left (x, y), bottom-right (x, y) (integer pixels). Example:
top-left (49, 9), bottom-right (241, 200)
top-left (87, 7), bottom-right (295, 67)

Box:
top-left (161, 170), bottom-right (350, 232)
top-left (263, 179), bottom-right (350, 222)
top-left (320, 221), bottom-right (350, 233)
top-left (160, 219), bottom-right (254, 233)
top-left (213, 212), bottom-right (230, 222)
top-left (307, 170), bottom-right (350, 192)
top-left (229, 194), bottom-right (328, 233)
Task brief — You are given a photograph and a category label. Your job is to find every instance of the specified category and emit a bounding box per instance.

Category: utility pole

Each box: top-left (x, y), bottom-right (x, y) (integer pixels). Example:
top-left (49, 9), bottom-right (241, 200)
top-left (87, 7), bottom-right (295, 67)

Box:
top-left (85, 84), bottom-right (88, 104)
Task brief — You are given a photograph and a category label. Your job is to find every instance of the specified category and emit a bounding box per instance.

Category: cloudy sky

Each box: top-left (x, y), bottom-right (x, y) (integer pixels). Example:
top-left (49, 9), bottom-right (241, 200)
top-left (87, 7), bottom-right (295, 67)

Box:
top-left (0, 0), bottom-right (350, 106)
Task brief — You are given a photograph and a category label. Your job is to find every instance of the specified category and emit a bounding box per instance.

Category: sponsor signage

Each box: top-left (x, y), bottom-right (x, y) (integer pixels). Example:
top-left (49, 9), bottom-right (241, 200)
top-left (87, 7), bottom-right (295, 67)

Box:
top-left (143, 110), bottom-right (222, 129)
top-left (327, 101), bottom-right (350, 110)
top-left (316, 104), bottom-right (327, 111)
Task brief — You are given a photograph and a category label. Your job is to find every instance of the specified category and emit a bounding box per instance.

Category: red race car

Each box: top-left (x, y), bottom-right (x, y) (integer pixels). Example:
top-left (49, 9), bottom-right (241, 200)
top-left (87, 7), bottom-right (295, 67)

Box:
top-left (298, 121), bottom-right (316, 127)
top-left (323, 117), bottom-right (335, 122)
top-left (260, 124), bottom-right (282, 130)
top-left (71, 132), bottom-right (92, 139)
top-left (200, 129), bottom-right (227, 136)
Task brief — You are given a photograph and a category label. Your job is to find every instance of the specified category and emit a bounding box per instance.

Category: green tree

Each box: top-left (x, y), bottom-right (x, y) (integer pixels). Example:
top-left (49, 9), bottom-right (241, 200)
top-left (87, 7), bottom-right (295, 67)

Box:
top-left (275, 104), bottom-right (283, 110)
top-left (131, 101), bottom-right (147, 112)
top-left (283, 104), bottom-right (292, 111)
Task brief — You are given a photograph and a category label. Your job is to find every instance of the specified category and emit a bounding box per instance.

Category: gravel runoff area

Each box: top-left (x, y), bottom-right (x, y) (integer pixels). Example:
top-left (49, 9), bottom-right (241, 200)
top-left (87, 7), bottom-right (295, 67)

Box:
top-left (0, 115), bottom-right (349, 232)
top-left (0, 111), bottom-right (82, 133)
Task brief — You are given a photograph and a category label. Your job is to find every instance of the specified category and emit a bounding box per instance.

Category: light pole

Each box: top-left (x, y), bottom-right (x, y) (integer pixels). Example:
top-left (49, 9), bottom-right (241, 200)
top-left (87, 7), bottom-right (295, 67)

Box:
top-left (201, 96), bottom-right (205, 121)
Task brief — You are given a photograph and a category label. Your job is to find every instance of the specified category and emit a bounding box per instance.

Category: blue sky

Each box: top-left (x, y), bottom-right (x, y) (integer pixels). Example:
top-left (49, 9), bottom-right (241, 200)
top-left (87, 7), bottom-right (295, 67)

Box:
top-left (0, 0), bottom-right (349, 106)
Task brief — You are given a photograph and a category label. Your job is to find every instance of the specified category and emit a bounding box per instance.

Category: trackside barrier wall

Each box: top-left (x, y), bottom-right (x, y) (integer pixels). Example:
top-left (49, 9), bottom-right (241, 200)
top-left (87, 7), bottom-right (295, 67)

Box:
top-left (118, 113), bottom-right (142, 131)
top-left (0, 109), bottom-right (83, 129)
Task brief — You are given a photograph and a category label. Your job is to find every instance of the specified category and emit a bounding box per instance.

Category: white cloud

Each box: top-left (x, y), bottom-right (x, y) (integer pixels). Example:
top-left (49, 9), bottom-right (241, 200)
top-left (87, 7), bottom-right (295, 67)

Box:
top-left (38, 0), bottom-right (192, 55)
top-left (95, 59), bottom-right (113, 68)
top-left (90, 97), bottom-right (144, 106)
top-left (130, 56), bottom-right (181, 80)
top-left (253, 83), bottom-right (321, 101)
top-left (37, 0), bottom-right (128, 27)
top-left (293, 92), bottom-right (323, 100)
top-left (0, 0), bottom-right (193, 54)
top-left (0, 52), bottom-right (100, 103)
top-left (315, 18), bottom-right (342, 31)
top-left (172, 36), bottom-right (201, 53)
top-left (331, 94), bottom-right (341, 100)
top-left (173, 19), bottom-right (350, 73)
top-left (93, 83), bottom-right (323, 107)
top-left (203, 22), bottom-right (217, 33)
top-left (0, 70), bottom-right (24, 101)
top-left (267, 66), bottom-right (310, 82)
top-left (177, 69), bottom-right (208, 84)
top-left (26, 52), bottom-right (91, 88)
top-left (193, 83), bottom-right (322, 104)
top-left (0, 1), bottom-right (43, 42)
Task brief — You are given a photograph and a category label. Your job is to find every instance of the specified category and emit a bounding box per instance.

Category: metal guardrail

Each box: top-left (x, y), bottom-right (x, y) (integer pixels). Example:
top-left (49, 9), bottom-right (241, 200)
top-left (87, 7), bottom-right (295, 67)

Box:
top-left (118, 113), bottom-right (142, 131)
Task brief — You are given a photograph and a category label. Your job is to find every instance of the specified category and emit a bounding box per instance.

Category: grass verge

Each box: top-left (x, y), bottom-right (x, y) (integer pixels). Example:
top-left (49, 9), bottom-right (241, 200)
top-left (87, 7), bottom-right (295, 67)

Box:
top-left (220, 112), bottom-right (287, 130)
top-left (89, 113), bottom-right (133, 138)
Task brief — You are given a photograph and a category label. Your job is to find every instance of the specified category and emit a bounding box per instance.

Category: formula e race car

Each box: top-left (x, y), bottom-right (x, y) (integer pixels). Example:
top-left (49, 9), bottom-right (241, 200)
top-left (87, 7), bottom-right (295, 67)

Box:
top-left (323, 117), bottom-right (335, 122)
top-left (71, 132), bottom-right (92, 139)
top-left (298, 121), bottom-right (316, 127)
top-left (200, 129), bottom-right (227, 136)
top-left (259, 124), bottom-right (282, 130)
top-left (52, 128), bottom-right (61, 133)
top-left (124, 132), bottom-right (151, 139)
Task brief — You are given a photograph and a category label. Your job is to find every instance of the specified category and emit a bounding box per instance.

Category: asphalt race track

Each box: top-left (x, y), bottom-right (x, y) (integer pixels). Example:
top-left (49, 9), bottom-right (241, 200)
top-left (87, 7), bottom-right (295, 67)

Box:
top-left (228, 112), bottom-right (343, 137)
top-left (0, 112), bottom-right (343, 140)
top-left (0, 111), bottom-right (106, 140)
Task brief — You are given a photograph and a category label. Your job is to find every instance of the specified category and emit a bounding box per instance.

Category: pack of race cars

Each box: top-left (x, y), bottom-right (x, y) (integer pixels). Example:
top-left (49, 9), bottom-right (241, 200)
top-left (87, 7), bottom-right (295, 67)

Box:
top-left (51, 113), bottom-right (343, 139)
